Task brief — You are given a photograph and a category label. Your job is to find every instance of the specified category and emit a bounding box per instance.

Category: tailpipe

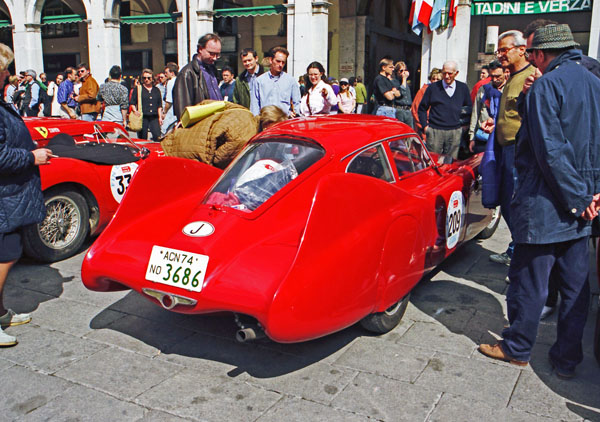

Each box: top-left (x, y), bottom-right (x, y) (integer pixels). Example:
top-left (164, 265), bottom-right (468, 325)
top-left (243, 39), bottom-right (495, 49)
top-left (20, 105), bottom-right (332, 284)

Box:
top-left (236, 327), bottom-right (265, 342)
top-left (234, 314), bottom-right (266, 342)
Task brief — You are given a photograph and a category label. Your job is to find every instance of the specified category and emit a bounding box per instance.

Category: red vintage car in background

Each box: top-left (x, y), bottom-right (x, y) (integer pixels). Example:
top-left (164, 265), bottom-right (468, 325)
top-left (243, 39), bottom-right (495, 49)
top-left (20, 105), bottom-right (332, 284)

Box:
top-left (22, 118), bottom-right (163, 262)
top-left (82, 115), bottom-right (500, 343)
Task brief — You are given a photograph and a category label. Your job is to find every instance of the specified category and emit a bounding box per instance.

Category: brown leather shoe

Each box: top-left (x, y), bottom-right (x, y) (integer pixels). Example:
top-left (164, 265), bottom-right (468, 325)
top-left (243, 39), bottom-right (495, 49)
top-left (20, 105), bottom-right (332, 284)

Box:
top-left (478, 343), bottom-right (528, 366)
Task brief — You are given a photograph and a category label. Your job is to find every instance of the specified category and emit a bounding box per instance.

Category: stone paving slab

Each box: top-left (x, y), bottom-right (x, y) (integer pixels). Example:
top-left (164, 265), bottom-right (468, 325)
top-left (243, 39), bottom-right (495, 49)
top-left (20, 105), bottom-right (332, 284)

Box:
top-left (428, 393), bottom-right (552, 421)
top-left (1, 324), bottom-right (107, 374)
top-left (331, 371), bottom-right (442, 421)
top-left (0, 365), bottom-right (73, 420)
top-left (255, 396), bottom-right (372, 422)
top-left (135, 369), bottom-right (282, 422)
top-left (54, 347), bottom-right (185, 401)
top-left (84, 313), bottom-right (197, 357)
top-left (334, 336), bottom-right (434, 383)
top-left (29, 296), bottom-right (126, 338)
top-left (16, 385), bottom-right (146, 422)
top-left (413, 351), bottom-right (522, 406)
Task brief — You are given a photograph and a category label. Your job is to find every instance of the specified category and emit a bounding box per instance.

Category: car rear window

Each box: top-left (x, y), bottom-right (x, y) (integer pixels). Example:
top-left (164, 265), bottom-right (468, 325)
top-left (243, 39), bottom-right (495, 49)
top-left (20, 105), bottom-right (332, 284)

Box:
top-left (205, 140), bottom-right (325, 212)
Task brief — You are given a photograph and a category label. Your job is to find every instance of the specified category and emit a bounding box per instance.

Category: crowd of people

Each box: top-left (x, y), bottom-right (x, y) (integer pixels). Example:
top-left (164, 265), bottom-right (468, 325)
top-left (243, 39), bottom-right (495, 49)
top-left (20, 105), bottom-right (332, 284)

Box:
top-left (1, 20), bottom-right (600, 384)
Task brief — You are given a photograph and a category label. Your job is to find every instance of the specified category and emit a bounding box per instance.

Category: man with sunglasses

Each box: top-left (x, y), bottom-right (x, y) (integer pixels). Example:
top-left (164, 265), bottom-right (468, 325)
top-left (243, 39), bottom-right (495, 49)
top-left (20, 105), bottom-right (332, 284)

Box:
top-left (173, 33), bottom-right (223, 119)
top-left (479, 24), bottom-right (600, 379)
top-left (74, 63), bottom-right (100, 121)
top-left (486, 30), bottom-right (536, 267)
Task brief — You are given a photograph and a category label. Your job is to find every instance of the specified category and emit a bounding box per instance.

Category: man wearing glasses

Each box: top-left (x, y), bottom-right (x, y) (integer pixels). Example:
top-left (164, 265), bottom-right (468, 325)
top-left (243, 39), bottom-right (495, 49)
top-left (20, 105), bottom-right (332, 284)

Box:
top-left (486, 31), bottom-right (536, 267)
top-left (417, 60), bottom-right (471, 159)
top-left (173, 33), bottom-right (223, 119)
top-left (74, 63), bottom-right (101, 121)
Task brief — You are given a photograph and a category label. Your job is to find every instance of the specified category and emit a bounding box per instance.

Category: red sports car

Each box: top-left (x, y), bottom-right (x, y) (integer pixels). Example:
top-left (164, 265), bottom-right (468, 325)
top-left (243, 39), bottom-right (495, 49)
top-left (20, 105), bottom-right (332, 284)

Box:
top-left (82, 115), bottom-right (499, 343)
top-left (22, 118), bottom-right (163, 262)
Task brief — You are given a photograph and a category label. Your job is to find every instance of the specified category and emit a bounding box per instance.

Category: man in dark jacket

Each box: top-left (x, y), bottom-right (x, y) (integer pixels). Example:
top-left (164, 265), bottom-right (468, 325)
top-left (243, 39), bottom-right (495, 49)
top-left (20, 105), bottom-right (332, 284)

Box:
top-left (418, 60), bottom-right (472, 159)
top-left (479, 24), bottom-right (600, 378)
top-left (173, 33), bottom-right (223, 119)
top-left (232, 48), bottom-right (264, 109)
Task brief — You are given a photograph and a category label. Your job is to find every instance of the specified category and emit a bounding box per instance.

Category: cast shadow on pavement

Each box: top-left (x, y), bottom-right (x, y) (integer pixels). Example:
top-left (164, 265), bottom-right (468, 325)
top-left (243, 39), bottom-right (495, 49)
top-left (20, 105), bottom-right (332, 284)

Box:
top-left (412, 239), bottom-right (600, 419)
top-left (89, 290), bottom-right (362, 378)
top-left (3, 258), bottom-right (74, 315)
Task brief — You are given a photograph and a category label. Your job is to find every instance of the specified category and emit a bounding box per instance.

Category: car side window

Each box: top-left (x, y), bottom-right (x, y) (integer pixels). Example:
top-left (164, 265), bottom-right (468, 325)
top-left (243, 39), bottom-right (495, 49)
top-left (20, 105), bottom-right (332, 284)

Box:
top-left (346, 144), bottom-right (394, 182)
top-left (388, 137), bottom-right (429, 177)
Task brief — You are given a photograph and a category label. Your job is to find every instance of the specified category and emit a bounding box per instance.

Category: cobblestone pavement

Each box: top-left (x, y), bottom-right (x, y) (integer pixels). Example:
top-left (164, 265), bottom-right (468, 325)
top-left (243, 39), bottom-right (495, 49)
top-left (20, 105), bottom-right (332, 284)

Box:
top-left (1, 222), bottom-right (599, 421)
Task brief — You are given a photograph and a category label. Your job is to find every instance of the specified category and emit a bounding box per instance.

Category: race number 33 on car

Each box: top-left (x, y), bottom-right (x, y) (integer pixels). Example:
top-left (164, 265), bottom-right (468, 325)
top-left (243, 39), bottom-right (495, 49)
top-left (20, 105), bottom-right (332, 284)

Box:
top-left (446, 191), bottom-right (465, 249)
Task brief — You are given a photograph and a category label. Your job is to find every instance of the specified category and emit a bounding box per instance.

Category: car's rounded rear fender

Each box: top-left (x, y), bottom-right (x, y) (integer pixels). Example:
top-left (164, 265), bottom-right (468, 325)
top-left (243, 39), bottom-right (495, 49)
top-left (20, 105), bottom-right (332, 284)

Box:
top-left (265, 172), bottom-right (415, 342)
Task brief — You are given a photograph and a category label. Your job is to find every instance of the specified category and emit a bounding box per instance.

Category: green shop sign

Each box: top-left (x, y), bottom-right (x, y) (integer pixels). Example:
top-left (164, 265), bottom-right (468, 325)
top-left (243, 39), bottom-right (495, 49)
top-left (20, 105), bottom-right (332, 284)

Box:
top-left (472, 0), bottom-right (591, 15)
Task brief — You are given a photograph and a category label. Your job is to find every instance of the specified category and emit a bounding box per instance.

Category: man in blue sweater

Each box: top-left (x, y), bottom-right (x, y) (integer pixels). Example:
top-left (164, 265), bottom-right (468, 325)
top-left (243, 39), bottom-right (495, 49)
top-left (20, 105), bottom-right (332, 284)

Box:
top-left (418, 61), bottom-right (471, 159)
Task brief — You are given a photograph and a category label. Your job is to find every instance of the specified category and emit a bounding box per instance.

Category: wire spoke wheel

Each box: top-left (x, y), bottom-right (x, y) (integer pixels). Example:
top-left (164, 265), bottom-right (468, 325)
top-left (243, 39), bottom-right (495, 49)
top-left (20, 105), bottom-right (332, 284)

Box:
top-left (22, 189), bottom-right (90, 262)
top-left (39, 195), bottom-right (82, 249)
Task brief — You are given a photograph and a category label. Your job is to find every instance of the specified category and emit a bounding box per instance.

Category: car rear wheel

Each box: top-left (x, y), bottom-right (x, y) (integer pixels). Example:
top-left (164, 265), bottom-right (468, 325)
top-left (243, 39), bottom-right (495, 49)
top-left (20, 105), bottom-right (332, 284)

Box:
top-left (22, 189), bottom-right (90, 262)
top-left (360, 294), bottom-right (410, 334)
top-left (477, 206), bottom-right (501, 240)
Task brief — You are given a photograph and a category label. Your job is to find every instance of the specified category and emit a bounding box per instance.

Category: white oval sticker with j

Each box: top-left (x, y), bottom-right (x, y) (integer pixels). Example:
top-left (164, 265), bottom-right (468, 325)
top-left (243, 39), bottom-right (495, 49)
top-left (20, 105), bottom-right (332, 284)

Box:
top-left (183, 222), bottom-right (215, 237)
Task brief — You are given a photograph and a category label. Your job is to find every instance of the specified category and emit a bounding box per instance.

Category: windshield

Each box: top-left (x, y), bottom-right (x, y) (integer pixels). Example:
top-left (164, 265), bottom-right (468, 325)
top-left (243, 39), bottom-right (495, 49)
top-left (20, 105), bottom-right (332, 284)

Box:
top-left (205, 139), bottom-right (325, 212)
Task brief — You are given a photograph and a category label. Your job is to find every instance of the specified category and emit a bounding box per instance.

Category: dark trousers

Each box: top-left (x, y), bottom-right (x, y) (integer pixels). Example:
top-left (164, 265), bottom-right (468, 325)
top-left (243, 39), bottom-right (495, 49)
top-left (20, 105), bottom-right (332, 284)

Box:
top-left (502, 236), bottom-right (590, 371)
top-left (499, 144), bottom-right (516, 257)
top-left (138, 115), bottom-right (160, 141)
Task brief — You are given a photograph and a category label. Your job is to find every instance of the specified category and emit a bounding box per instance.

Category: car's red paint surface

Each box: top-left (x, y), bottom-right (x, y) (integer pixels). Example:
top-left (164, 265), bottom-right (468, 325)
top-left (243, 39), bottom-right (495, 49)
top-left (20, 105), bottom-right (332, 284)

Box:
top-left (81, 115), bottom-right (494, 342)
top-left (22, 117), bottom-right (164, 260)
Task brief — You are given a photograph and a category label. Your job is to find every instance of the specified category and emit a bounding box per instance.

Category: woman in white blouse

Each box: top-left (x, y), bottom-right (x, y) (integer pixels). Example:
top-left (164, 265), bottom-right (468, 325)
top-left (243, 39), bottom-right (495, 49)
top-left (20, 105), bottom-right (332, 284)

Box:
top-left (300, 62), bottom-right (337, 116)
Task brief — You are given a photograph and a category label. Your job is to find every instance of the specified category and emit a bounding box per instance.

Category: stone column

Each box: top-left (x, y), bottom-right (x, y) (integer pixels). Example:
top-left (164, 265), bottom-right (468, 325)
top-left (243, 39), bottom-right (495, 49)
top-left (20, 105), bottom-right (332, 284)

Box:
top-left (447, 0), bottom-right (472, 82)
top-left (88, 16), bottom-right (122, 81)
top-left (419, 0), bottom-right (472, 85)
top-left (589, 0), bottom-right (600, 60)
top-left (190, 0), bottom-right (215, 60)
top-left (13, 24), bottom-right (44, 73)
top-left (287, 0), bottom-right (331, 78)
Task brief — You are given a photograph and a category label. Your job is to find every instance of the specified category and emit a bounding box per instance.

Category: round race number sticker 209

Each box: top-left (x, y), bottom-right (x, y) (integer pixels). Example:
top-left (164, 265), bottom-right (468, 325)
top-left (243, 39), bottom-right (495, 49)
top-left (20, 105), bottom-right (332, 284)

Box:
top-left (110, 163), bottom-right (139, 203)
top-left (446, 191), bottom-right (465, 249)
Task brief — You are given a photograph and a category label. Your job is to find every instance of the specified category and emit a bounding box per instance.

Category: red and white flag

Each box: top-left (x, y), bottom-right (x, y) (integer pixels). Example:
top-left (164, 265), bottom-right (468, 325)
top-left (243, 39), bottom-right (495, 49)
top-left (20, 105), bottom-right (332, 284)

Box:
top-left (409, 0), bottom-right (434, 35)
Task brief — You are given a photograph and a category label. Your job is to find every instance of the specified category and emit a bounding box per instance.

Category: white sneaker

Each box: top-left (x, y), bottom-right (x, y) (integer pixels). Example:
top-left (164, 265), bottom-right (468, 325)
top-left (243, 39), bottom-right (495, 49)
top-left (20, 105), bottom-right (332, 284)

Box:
top-left (490, 252), bottom-right (511, 265)
top-left (0, 326), bottom-right (17, 347)
top-left (0, 309), bottom-right (32, 327)
top-left (540, 305), bottom-right (557, 320)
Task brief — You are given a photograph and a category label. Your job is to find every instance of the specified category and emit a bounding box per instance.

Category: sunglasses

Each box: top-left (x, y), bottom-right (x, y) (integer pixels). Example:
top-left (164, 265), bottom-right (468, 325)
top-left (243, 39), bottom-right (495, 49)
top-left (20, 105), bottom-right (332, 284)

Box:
top-left (142, 76), bottom-right (153, 80)
top-left (78, 69), bottom-right (86, 74)
top-left (340, 82), bottom-right (348, 85)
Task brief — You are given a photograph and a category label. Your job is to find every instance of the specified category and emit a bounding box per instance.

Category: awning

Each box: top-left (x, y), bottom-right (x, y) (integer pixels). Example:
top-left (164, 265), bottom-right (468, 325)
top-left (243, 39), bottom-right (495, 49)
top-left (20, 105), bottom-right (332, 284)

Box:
top-left (214, 5), bottom-right (287, 17)
top-left (41, 14), bottom-right (86, 25)
top-left (0, 19), bottom-right (11, 28)
top-left (121, 13), bottom-right (181, 25)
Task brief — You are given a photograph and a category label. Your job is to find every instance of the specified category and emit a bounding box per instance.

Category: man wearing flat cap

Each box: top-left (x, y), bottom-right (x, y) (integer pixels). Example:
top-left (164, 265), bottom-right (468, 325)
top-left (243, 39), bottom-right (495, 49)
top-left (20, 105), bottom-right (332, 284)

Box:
top-left (22, 69), bottom-right (41, 117)
top-left (479, 24), bottom-right (600, 378)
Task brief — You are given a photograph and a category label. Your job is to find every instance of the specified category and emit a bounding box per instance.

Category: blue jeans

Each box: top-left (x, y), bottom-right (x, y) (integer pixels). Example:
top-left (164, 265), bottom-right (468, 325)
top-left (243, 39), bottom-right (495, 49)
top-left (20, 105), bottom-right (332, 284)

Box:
top-left (502, 237), bottom-right (590, 370)
top-left (81, 113), bottom-right (98, 121)
top-left (500, 144), bottom-right (516, 257)
top-left (375, 106), bottom-right (396, 118)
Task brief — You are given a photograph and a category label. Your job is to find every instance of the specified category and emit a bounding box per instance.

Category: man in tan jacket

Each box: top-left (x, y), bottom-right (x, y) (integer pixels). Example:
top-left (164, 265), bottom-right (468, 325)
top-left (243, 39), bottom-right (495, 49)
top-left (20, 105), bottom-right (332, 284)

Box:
top-left (74, 63), bottom-right (101, 121)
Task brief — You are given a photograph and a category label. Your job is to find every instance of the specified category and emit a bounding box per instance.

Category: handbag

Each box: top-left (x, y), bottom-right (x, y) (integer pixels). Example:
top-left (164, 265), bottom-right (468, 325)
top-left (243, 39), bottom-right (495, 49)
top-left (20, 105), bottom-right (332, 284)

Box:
top-left (128, 85), bottom-right (143, 132)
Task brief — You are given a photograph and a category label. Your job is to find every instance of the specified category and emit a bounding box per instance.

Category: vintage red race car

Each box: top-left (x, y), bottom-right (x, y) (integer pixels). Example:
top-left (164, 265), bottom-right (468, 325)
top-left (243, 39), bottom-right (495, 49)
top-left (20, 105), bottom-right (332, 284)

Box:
top-left (22, 118), bottom-right (163, 262)
top-left (82, 115), bottom-right (499, 343)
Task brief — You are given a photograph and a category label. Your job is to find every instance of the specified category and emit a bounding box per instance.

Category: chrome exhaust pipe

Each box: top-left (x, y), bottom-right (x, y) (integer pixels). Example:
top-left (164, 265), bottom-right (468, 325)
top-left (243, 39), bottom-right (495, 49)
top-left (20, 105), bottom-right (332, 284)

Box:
top-left (236, 326), bottom-right (265, 342)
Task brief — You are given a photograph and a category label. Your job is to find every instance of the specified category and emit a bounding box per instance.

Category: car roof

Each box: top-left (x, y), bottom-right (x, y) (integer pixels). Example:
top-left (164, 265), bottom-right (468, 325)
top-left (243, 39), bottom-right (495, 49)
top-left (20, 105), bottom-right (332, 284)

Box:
top-left (259, 114), bottom-right (418, 156)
